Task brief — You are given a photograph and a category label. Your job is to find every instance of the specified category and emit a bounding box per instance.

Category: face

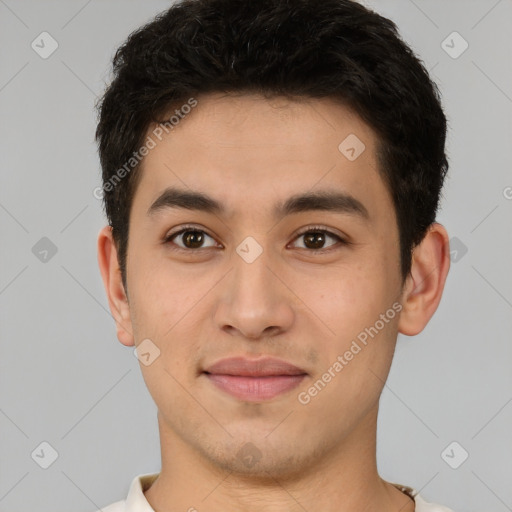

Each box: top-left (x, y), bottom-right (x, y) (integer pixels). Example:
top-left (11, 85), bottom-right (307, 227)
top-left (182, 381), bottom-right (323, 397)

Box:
top-left (122, 93), bottom-right (406, 477)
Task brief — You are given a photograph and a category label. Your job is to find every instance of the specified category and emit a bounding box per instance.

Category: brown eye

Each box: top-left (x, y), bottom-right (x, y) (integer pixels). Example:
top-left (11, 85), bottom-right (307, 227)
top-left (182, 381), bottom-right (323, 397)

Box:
top-left (165, 227), bottom-right (217, 250)
top-left (291, 228), bottom-right (345, 251)
top-left (303, 231), bottom-right (327, 250)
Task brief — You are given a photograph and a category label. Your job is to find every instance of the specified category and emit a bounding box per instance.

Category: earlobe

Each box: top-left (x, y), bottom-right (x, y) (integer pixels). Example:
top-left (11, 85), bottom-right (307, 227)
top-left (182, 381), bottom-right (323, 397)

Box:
top-left (397, 223), bottom-right (451, 336)
top-left (97, 225), bottom-right (135, 346)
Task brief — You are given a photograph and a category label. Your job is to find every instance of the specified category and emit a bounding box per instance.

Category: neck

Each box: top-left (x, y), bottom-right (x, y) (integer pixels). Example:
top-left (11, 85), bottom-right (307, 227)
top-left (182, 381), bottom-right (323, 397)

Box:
top-left (144, 405), bottom-right (415, 512)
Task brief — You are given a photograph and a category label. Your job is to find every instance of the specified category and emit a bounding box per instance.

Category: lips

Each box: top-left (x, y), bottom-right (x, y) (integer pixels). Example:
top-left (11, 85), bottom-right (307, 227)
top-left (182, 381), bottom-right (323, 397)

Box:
top-left (203, 356), bottom-right (307, 377)
top-left (202, 356), bottom-right (308, 401)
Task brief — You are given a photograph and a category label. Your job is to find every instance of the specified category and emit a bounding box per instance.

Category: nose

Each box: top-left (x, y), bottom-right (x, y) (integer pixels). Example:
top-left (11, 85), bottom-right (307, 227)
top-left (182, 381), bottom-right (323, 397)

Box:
top-left (214, 246), bottom-right (295, 341)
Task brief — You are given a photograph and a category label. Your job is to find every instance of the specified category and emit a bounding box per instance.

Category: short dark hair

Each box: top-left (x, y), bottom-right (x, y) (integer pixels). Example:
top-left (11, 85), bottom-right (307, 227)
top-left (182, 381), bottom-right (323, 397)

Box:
top-left (95, 0), bottom-right (448, 293)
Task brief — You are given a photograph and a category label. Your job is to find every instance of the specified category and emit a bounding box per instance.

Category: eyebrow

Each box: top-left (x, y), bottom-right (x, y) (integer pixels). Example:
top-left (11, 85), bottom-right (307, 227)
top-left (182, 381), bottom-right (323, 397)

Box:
top-left (147, 186), bottom-right (369, 221)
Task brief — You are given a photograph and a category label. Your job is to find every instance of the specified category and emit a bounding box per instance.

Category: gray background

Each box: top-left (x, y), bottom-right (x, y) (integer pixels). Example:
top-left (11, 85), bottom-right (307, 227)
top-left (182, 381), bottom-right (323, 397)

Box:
top-left (0, 1), bottom-right (511, 511)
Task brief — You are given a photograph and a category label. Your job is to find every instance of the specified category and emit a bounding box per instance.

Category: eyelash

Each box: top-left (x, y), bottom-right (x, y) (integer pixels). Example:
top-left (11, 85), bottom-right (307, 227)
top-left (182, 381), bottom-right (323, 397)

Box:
top-left (163, 224), bottom-right (349, 254)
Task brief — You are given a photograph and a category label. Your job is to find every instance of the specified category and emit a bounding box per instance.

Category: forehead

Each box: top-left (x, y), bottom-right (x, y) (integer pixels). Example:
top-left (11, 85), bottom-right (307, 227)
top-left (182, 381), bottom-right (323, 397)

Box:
top-left (132, 93), bottom-right (393, 225)
top-left (159, 92), bottom-right (375, 154)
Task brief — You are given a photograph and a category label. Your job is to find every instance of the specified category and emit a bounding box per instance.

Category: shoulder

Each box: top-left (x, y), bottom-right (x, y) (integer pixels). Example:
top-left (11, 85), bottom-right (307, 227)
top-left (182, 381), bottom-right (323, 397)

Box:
top-left (93, 500), bottom-right (126, 512)
top-left (415, 494), bottom-right (455, 512)
top-left (392, 483), bottom-right (455, 512)
top-left (93, 472), bottom-right (159, 512)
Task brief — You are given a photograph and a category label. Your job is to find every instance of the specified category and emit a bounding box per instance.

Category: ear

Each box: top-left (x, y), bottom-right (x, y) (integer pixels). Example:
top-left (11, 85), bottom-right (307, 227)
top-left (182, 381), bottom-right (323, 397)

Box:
top-left (97, 225), bottom-right (134, 346)
top-left (398, 222), bottom-right (451, 336)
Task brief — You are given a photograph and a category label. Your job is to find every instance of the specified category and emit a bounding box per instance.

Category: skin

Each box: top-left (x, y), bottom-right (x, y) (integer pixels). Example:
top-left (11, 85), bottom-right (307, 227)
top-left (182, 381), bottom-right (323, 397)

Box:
top-left (97, 93), bottom-right (450, 512)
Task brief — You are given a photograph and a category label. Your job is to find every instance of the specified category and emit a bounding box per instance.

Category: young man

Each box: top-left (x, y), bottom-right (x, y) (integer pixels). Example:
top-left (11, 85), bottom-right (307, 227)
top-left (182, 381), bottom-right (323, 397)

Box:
top-left (95, 0), bottom-right (452, 510)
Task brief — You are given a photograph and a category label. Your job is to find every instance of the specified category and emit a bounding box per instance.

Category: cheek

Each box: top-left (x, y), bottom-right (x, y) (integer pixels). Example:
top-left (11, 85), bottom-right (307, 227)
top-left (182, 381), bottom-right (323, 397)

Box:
top-left (297, 254), bottom-right (400, 387)
top-left (128, 251), bottom-right (192, 325)
top-left (129, 260), bottom-right (211, 363)
top-left (309, 264), bottom-right (389, 336)
top-left (131, 269), bottom-right (206, 404)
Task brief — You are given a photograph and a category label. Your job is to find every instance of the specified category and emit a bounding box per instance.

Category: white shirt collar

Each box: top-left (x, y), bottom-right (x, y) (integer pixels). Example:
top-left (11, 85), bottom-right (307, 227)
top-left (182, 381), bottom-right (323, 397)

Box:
top-left (124, 473), bottom-right (158, 511)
